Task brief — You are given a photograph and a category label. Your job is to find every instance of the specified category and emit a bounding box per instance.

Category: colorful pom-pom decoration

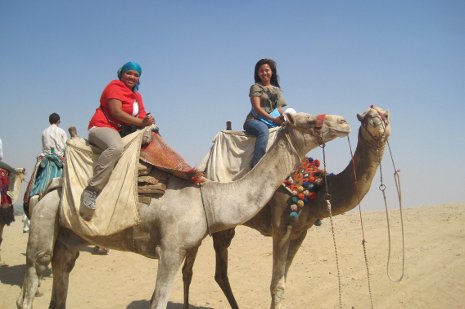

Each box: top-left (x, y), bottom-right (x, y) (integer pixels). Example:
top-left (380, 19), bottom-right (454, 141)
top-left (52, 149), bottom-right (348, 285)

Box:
top-left (283, 157), bottom-right (326, 218)
top-left (314, 218), bottom-right (322, 226)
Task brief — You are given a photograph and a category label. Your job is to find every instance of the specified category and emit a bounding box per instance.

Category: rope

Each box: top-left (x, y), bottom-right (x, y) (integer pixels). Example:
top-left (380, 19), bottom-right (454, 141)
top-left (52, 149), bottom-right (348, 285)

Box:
top-left (320, 143), bottom-right (343, 309)
top-left (347, 136), bottom-right (375, 309)
top-left (379, 140), bottom-right (405, 282)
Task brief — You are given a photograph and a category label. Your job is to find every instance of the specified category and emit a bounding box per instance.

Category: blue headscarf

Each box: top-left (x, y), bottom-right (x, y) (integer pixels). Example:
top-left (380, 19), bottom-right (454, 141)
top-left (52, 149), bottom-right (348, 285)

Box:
top-left (117, 61), bottom-right (142, 91)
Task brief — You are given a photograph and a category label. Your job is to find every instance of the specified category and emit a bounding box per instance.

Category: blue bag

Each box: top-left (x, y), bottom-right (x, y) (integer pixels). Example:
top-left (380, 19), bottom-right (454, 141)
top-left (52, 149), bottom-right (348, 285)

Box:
top-left (251, 107), bottom-right (280, 128)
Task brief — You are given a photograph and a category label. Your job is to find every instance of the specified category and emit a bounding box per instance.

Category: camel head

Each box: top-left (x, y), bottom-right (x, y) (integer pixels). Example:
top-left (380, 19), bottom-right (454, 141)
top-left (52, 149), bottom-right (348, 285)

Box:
top-left (357, 105), bottom-right (391, 144)
top-left (9, 168), bottom-right (26, 204)
top-left (285, 112), bottom-right (351, 153)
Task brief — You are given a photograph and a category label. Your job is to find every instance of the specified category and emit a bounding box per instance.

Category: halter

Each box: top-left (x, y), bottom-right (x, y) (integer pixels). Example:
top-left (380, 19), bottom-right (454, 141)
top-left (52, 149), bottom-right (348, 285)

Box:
top-left (360, 106), bottom-right (389, 146)
top-left (283, 114), bottom-right (327, 155)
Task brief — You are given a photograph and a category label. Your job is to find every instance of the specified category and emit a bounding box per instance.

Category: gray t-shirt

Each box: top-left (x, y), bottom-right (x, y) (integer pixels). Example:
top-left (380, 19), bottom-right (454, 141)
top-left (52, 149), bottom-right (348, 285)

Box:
top-left (244, 83), bottom-right (287, 123)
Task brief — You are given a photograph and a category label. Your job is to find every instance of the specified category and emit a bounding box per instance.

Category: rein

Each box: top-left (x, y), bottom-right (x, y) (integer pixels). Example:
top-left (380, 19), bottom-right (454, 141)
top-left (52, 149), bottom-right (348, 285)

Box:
top-left (320, 142), bottom-right (343, 309)
top-left (378, 140), bottom-right (405, 282)
top-left (321, 106), bottom-right (404, 308)
top-left (366, 105), bottom-right (405, 282)
top-left (280, 126), bottom-right (305, 163)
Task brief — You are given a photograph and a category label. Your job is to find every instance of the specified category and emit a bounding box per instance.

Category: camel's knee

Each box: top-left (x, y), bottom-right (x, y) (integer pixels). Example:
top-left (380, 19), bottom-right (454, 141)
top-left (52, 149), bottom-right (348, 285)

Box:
top-left (214, 270), bottom-right (229, 286)
top-left (27, 251), bottom-right (52, 275)
top-left (182, 265), bottom-right (193, 283)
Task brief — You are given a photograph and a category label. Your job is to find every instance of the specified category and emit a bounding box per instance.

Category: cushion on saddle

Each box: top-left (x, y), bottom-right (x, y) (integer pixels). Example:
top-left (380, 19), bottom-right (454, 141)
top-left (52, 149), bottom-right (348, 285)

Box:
top-left (29, 154), bottom-right (64, 197)
top-left (140, 132), bottom-right (198, 180)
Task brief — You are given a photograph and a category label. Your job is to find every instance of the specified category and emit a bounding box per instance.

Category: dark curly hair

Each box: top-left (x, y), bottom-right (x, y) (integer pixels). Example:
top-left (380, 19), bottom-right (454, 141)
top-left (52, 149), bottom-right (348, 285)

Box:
top-left (254, 58), bottom-right (281, 88)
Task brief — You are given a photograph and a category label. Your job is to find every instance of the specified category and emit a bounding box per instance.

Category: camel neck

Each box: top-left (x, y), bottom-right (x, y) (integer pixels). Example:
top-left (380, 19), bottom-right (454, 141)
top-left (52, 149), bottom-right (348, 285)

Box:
top-left (201, 130), bottom-right (310, 233)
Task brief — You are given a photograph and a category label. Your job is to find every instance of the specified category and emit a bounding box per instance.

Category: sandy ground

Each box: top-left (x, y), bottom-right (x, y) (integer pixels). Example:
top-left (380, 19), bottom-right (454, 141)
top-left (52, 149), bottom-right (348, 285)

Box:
top-left (1, 203), bottom-right (464, 309)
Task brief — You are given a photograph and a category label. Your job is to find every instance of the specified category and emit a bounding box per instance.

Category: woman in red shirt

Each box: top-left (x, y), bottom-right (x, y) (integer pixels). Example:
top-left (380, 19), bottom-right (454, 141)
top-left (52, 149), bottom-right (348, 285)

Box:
top-left (80, 61), bottom-right (154, 220)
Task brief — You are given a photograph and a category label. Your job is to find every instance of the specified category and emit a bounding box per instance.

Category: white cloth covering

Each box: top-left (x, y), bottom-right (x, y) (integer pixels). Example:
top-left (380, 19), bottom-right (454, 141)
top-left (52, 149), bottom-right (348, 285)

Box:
top-left (197, 127), bottom-right (280, 182)
top-left (59, 130), bottom-right (144, 237)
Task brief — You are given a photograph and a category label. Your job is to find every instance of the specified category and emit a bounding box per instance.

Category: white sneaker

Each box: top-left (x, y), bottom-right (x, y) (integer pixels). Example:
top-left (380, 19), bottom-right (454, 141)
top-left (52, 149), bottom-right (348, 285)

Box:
top-left (22, 215), bottom-right (30, 233)
top-left (80, 188), bottom-right (97, 221)
top-left (81, 188), bottom-right (97, 210)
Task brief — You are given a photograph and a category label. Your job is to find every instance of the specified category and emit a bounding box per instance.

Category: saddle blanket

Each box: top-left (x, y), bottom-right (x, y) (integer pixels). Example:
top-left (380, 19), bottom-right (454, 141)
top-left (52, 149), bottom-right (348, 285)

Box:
top-left (59, 129), bottom-right (144, 237)
top-left (197, 127), bottom-right (280, 182)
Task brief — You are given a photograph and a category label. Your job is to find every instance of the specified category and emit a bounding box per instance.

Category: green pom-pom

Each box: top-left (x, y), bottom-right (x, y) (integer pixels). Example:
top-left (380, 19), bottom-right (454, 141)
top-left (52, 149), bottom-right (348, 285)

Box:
top-left (290, 211), bottom-right (299, 219)
top-left (314, 218), bottom-right (322, 226)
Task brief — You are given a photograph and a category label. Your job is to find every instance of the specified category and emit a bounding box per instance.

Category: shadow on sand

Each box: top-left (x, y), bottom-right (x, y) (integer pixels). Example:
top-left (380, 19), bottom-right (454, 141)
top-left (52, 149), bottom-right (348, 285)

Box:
top-left (0, 263), bottom-right (52, 288)
top-left (0, 263), bottom-right (27, 286)
top-left (127, 300), bottom-right (214, 309)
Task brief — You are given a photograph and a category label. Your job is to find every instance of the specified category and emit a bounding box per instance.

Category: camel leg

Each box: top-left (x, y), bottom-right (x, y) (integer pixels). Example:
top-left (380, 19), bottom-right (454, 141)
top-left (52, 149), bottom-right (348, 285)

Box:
top-left (150, 246), bottom-right (187, 309)
top-left (49, 232), bottom-right (82, 309)
top-left (182, 246), bottom-right (199, 309)
top-left (212, 228), bottom-right (239, 309)
top-left (284, 230), bottom-right (308, 278)
top-left (269, 224), bottom-right (293, 309)
top-left (16, 191), bottom-right (60, 309)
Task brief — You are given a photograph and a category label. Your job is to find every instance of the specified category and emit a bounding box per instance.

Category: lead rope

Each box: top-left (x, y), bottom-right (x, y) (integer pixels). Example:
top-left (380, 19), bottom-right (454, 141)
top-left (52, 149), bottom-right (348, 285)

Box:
top-left (347, 136), bottom-right (375, 309)
top-left (379, 140), bottom-right (405, 282)
top-left (320, 143), bottom-right (343, 309)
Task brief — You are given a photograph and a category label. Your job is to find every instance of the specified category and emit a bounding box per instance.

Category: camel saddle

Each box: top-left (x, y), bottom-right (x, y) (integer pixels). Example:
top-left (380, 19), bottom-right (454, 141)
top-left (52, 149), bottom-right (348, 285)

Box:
top-left (137, 131), bottom-right (201, 201)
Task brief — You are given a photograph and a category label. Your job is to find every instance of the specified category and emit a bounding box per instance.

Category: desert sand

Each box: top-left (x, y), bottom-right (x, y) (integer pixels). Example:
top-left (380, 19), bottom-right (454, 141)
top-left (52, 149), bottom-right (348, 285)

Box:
top-left (1, 203), bottom-right (464, 309)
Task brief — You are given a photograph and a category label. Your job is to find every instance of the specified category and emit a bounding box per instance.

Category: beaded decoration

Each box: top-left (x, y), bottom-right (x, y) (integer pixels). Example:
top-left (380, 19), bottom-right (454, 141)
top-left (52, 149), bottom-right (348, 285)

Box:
top-left (283, 157), bottom-right (325, 219)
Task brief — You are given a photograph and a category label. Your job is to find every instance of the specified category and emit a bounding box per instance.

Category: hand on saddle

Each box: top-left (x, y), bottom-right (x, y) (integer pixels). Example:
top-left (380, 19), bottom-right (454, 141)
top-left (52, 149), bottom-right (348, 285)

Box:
top-left (142, 113), bottom-right (155, 127)
top-left (142, 128), bottom-right (153, 146)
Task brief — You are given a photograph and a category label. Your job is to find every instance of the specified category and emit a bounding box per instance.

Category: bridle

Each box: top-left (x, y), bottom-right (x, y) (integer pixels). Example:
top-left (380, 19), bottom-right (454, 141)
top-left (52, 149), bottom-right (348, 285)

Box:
top-left (360, 105), bottom-right (389, 147)
top-left (282, 114), bottom-right (327, 152)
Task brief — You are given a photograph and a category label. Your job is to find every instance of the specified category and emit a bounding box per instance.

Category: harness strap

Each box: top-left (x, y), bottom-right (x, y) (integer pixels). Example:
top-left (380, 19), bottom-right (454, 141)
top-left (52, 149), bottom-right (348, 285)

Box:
top-left (316, 114), bottom-right (326, 128)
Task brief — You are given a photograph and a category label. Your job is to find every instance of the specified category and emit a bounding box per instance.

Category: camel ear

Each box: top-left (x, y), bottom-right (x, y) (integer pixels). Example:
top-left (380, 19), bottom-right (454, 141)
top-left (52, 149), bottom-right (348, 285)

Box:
top-left (357, 112), bottom-right (366, 122)
top-left (287, 112), bottom-right (319, 128)
top-left (285, 111), bottom-right (297, 125)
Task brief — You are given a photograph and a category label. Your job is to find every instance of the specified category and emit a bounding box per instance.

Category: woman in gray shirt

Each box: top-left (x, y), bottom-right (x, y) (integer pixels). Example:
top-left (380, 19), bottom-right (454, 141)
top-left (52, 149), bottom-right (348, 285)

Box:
top-left (243, 58), bottom-right (286, 167)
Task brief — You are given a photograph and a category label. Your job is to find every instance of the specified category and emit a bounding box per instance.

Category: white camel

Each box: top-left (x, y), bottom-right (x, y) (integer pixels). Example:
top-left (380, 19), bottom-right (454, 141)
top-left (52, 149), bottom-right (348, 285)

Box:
top-left (182, 106), bottom-right (391, 309)
top-left (16, 112), bottom-right (350, 309)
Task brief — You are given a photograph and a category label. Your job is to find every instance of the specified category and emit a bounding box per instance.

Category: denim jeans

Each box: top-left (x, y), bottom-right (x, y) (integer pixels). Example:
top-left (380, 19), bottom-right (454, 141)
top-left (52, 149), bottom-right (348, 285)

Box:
top-left (244, 119), bottom-right (269, 167)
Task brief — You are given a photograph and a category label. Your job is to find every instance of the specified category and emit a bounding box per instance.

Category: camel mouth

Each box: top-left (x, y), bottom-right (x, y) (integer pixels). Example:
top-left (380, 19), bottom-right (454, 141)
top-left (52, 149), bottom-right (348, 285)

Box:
top-left (329, 121), bottom-right (351, 137)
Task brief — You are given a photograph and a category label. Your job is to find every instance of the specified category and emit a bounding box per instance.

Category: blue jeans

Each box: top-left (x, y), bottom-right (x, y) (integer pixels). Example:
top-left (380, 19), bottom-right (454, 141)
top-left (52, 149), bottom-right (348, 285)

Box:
top-left (244, 119), bottom-right (269, 167)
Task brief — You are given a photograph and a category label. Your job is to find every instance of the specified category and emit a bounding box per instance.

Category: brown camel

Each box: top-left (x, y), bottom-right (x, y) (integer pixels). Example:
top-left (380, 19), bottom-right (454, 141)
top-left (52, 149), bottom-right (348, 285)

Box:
top-left (182, 106), bottom-right (391, 309)
top-left (16, 112), bottom-right (350, 309)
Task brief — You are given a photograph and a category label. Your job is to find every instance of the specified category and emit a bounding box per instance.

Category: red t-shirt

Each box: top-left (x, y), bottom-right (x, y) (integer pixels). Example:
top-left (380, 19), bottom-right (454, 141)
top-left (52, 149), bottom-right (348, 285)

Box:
top-left (88, 80), bottom-right (148, 130)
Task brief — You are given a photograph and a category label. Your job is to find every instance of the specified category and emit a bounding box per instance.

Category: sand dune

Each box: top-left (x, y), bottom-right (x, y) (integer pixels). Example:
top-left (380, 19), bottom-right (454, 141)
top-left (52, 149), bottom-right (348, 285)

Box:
top-left (1, 203), bottom-right (464, 308)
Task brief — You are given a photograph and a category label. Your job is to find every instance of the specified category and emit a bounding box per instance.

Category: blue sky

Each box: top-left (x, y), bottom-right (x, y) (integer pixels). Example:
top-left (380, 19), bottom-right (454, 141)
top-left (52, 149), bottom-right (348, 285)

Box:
top-left (1, 1), bottom-right (464, 210)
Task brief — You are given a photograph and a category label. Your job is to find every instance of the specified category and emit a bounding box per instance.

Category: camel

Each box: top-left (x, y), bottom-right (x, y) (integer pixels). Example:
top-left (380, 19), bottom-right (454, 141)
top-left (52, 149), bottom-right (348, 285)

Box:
top-left (0, 167), bottom-right (26, 265)
top-left (182, 106), bottom-right (391, 309)
top-left (16, 112), bottom-right (350, 309)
